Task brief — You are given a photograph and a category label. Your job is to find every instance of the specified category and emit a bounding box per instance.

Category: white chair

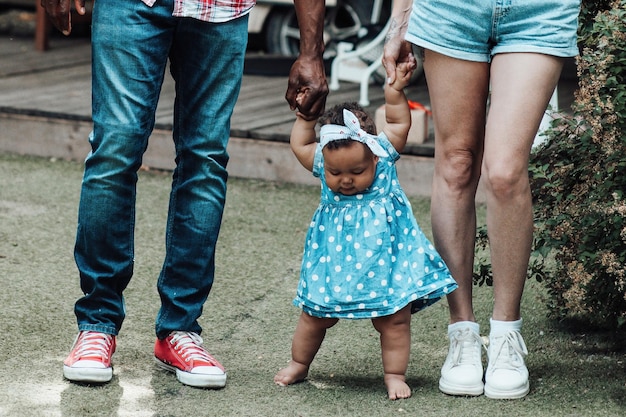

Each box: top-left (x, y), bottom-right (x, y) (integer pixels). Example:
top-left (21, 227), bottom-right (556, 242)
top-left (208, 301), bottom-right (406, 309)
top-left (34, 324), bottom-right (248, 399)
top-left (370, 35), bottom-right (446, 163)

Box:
top-left (329, 19), bottom-right (391, 106)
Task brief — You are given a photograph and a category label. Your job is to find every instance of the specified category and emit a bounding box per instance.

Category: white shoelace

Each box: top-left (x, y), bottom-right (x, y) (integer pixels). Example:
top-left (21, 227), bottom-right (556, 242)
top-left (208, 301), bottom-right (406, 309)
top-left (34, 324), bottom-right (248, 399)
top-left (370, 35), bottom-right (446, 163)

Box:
top-left (169, 331), bottom-right (216, 364)
top-left (449, 328), bottom-right (485, 366)
top-left (74, 332), bottom-right (114, 360)
top-left (489, 331), bottom-right (528, 371)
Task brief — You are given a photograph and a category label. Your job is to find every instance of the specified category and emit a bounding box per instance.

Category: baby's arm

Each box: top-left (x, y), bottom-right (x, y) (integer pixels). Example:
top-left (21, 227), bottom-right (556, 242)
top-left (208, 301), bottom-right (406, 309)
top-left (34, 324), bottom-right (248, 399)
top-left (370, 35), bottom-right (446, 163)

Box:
top-left (382, 56), bottom-right (416, 153)
top-left (290, 115), bottom-right (318, 172)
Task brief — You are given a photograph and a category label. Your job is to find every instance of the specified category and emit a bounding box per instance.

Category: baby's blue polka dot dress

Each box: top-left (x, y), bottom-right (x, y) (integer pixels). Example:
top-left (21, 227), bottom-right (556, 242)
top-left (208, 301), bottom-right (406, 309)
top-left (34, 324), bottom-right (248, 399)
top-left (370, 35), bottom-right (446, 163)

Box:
top-left (294, 133), bottom-right (458, 319)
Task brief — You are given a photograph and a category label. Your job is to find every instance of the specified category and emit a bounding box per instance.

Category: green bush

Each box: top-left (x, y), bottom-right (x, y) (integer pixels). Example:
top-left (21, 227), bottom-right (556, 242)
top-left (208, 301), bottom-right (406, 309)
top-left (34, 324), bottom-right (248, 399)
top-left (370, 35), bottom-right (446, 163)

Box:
top-left (474, 0), bottom-right (626, 329)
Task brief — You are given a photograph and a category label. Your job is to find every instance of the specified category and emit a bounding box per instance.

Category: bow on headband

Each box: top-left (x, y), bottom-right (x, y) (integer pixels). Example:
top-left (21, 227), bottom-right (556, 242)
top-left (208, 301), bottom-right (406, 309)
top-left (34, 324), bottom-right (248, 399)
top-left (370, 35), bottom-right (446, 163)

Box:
top-left (319, 109), bottom-right (389, 158)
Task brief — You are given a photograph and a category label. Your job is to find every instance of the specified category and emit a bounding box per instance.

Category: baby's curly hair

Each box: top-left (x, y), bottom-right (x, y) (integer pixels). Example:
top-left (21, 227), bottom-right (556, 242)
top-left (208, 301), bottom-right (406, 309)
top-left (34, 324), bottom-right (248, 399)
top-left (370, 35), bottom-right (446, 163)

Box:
top-left (318, 102), bottom-right (377, 151)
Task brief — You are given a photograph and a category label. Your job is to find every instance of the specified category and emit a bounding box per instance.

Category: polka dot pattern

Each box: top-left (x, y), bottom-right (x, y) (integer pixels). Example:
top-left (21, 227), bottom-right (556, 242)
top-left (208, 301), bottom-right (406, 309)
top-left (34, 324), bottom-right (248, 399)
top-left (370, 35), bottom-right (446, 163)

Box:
top-left (294, 134), bottom-right (457, 319)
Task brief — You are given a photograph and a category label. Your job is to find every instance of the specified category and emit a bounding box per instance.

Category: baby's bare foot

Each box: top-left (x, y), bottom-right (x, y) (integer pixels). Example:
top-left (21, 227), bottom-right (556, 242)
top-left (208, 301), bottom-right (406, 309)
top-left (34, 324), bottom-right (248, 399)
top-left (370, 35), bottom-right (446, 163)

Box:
top-left (274, 361), bottom-right (309, 386)
top-left (384, 374), bottom-right (411, 400)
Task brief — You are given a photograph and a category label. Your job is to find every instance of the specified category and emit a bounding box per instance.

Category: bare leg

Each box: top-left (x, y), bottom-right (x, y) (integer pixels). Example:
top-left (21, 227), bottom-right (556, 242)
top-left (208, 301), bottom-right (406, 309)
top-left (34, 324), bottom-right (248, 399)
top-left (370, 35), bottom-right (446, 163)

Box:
top-left (484, 53), bottom-right (563, 321)
top-left (372, 305), bottom-right (412, 400)
top-left (424, 50), bottom-right (490, 324)
top-left (274, 312), bottom-right (338, 386)
top-left (425, 48), bottom-right (563, 399)
top-left (427, 51), bottom-right (562, 323)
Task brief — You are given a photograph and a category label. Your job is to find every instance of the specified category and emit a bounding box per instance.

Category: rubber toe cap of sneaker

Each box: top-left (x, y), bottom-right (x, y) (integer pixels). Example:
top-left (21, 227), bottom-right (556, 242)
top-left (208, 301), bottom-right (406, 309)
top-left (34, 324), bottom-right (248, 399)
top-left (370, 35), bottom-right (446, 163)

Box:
top-left (190, 365), bottom-right (225, 376)
top-left (486, 368), bottom-right (529, 391)
top-left (67, 359), bottom-right (108, 369)
top-left (442, 365), bottom-right (483, 385)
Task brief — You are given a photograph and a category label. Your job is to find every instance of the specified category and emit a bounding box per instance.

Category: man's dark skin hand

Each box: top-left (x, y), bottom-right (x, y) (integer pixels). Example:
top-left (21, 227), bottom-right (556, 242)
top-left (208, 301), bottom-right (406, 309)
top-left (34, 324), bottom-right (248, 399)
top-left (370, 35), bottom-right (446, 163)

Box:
top-left (41, 0), bottom-right (86, 36)
top-left (286, 0), bottom-right (329, 121)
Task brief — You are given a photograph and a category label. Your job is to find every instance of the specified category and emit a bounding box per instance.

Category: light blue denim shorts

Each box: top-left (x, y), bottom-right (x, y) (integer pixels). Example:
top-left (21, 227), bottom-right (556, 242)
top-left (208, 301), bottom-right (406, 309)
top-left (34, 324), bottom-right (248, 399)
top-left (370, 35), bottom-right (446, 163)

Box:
top-left (406, 0), bottom-right (581, 62)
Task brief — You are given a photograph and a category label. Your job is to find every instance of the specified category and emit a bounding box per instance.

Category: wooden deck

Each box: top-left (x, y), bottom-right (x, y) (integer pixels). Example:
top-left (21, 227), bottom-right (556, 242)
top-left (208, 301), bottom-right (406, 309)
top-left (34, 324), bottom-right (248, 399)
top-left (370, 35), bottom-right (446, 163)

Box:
top-left (0, 33), bottom-right (578, 197)
top-left (0, 34), bottom-right (435, 151)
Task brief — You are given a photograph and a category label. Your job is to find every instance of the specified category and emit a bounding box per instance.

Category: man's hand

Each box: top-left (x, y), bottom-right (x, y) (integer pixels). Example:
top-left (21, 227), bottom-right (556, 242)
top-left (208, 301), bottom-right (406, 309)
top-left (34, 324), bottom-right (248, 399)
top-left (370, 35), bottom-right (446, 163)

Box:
top-left (285, 56), bottom-right (328, 121)
top-left (287, 0), bottom-right (329, 121)
top-left (40, 0), bottom-right (86, 36)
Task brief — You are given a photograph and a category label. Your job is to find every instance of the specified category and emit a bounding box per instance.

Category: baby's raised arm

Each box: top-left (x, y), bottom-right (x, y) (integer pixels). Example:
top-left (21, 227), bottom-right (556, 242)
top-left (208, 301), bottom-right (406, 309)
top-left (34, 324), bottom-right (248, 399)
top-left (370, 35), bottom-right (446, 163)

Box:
top-left (382, 55), bottom-right (416, 153)
top-left (290, 116), bottom-right (318, 172)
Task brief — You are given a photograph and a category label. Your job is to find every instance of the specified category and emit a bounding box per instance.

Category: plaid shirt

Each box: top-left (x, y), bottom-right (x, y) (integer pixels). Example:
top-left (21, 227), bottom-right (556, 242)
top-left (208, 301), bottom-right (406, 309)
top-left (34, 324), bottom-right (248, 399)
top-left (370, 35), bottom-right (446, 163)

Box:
top-left (142, 0), bottom-right (255, 23)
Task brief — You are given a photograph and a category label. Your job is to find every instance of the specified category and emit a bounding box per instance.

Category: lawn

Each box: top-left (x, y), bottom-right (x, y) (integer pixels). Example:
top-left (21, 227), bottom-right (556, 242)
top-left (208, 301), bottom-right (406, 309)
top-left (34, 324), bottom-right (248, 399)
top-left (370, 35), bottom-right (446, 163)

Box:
top-left (0, 153), bottom-right (624, 416)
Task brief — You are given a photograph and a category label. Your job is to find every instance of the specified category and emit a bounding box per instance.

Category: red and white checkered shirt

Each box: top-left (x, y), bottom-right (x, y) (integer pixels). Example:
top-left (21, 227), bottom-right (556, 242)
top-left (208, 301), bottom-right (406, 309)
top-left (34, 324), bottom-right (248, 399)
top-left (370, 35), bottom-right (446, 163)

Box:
top-left (142, 0), bottom-right (255, 23)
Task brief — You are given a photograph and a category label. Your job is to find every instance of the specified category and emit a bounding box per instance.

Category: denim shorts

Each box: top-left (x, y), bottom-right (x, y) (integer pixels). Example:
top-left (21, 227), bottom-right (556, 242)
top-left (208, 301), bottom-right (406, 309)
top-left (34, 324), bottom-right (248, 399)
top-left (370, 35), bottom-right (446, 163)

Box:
top-left (406, 0), bottom-right (581, 62)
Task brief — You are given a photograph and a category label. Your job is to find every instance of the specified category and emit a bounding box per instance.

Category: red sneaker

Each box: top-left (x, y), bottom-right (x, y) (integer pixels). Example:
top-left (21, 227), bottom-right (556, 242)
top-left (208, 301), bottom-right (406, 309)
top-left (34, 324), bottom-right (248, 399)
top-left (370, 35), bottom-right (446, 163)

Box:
top-left (154, 331), bottom-right (226, 388)
top-left (63, 331), bottom-right (116, 383)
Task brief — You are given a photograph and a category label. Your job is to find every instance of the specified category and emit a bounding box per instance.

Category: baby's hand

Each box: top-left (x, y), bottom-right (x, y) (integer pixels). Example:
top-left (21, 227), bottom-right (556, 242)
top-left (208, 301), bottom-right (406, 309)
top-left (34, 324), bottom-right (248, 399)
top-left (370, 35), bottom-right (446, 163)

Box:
top-left (389, 53), bottom-right (417, 90)
top-left (294, 91), bottom-right (309, 118)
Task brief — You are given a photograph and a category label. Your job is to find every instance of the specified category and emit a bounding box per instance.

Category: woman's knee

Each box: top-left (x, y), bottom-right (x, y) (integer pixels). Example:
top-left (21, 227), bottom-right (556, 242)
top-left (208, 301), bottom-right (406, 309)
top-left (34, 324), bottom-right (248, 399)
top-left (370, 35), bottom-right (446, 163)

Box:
top-left (436, 148), bottom-right (481, 192)
top-left (483, 163), bottom-right (530, 201)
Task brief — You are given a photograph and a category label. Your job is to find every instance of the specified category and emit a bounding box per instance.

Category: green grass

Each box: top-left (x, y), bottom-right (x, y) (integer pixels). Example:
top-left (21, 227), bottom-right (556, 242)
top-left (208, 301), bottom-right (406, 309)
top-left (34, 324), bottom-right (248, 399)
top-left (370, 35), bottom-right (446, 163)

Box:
top-left (0, 153), bottom-right (625, 416)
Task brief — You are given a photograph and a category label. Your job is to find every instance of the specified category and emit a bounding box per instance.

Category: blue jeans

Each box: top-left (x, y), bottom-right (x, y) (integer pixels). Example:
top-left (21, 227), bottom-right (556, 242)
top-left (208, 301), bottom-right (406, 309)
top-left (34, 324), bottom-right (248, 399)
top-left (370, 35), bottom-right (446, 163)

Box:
top-left (74, 0), bottom-right (248, 339)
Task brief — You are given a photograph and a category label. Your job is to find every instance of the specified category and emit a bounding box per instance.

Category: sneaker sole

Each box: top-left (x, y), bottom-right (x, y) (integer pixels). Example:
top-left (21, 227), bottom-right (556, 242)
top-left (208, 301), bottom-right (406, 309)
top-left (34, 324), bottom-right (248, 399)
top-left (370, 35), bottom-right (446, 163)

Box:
top-left (63, 365), bottom-right (113, 383)
top-left (439, 378), bottom-right (484, 396)
top-left (484, 382), bottom-right (530, 400)
top-left (154, 357), bottom-right (227, 388)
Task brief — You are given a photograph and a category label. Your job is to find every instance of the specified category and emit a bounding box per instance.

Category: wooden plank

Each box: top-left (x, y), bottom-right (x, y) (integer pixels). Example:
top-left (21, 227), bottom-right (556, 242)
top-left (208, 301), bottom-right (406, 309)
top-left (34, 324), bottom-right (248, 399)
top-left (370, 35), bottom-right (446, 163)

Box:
top-left (0, 34), bottom-right (438, 156)
top-left (0, 37), bottom-right (91, 77)
top-left (0, 64), bottom-right (92, 118)
top-left (251, 120), bottom-right (294, 142)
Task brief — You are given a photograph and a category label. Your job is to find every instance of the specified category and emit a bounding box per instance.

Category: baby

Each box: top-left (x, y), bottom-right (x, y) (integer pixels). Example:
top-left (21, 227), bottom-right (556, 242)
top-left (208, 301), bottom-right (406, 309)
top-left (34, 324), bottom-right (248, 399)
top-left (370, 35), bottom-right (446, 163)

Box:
top-left (275, 54), bottom-right (457, 399)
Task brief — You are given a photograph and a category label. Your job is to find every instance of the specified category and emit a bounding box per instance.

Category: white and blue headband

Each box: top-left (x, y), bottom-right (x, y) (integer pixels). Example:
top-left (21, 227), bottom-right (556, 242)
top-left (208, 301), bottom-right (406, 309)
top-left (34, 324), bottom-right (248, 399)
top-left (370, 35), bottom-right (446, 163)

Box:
top-left (319, 109), bottom-right (389, 158)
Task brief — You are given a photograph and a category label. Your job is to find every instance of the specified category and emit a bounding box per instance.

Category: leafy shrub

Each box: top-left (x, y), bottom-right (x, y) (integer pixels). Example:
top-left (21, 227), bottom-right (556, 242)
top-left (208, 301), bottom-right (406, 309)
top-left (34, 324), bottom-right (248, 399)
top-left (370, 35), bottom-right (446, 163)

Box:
top-left (474, 0), bottom-right (626, 329)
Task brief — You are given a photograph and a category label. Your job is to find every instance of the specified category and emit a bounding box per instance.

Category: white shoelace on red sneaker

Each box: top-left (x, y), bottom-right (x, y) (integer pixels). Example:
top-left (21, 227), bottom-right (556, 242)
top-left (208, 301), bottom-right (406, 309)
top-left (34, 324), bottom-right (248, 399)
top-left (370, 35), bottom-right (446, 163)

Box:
top-left (169, 331), bottom-right (219, 365)
top-left (73, 332), bottom-right (114, 361)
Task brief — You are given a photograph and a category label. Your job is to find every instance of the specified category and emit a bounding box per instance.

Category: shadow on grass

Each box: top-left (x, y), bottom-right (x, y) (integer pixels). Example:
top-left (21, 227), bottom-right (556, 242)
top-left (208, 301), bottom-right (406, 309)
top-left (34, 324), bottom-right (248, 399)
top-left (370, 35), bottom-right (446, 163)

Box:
top-left (60, 377), bottom-right (123, 416)
top-left (556, 319), bottom-right (626, 354)
top-left (528, 320), bottom-right (626, 410)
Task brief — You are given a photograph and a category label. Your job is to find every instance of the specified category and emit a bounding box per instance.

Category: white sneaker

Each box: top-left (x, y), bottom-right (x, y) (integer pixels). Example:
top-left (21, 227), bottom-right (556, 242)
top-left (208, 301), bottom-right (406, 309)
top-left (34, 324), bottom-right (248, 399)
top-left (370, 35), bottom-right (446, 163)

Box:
top-left (439, 327), bottom-right (485, 396)
top-left (484, 331), bottom-right (530, 399)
